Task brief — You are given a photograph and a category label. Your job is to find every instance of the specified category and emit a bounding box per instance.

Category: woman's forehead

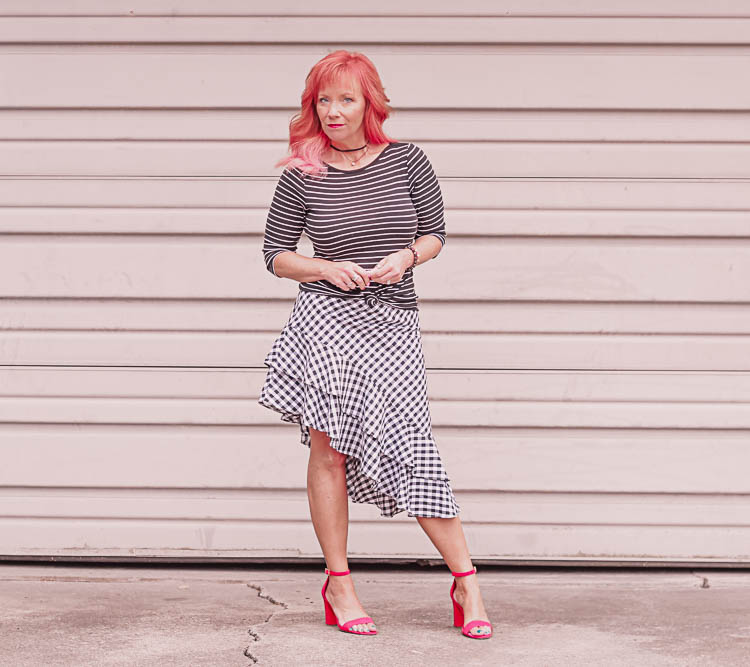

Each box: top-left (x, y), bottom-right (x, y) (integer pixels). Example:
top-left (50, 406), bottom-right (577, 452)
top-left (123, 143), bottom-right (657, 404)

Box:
top-left (319, 76), bottom-right (360, 95)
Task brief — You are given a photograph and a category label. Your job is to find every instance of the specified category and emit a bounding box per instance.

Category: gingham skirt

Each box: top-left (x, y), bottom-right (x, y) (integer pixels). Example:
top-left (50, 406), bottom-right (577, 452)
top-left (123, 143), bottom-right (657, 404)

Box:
top-left (258, 288), bottom-right (460, 518)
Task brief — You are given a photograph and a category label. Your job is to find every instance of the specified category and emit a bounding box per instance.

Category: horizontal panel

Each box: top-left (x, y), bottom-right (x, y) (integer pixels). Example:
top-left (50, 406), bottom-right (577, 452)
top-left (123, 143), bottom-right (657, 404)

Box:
top-left (4, 1), bottom-right (750, 18)
top-left (2, 236), bottom-right (748, 302)
top-left (3, 208), bottom-right (750, 238)
top-left (2, 54), bottom-right (750, 109)
top-left (2, 17), bottom-right (750, 45)
top-left (1, 425), bottom-right (749, 492)
top-left (5, 488), bottom-right (750, 527)
top-left (419, 238), bottom-right (750, 303)
top-left (2, 177), bottom-right (750, 210)
top-left (2, 517), bottom-right (749, 561)
top-left (1, 299), bottom-right (747, 334)
top-left (2, 393), bottom-right (750, 428)
top-left (4, 109), bottom-right (750, 142)
top-left (3, 368), bottom-right (750, 402)
top-left (0, 330), bottom-right (748, 370)
top-left (3, 141), bottom-right (750, 178)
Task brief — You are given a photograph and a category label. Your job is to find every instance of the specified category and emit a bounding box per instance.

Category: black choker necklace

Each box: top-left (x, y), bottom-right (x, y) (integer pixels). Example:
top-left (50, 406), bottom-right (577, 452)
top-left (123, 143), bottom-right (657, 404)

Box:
top-left (330, 143), bottom-right (367, 152)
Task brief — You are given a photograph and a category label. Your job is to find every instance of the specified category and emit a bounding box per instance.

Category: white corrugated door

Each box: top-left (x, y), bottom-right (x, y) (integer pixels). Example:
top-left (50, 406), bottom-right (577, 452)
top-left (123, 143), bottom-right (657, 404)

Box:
top-left (1, 1), bottom-right (749, 564)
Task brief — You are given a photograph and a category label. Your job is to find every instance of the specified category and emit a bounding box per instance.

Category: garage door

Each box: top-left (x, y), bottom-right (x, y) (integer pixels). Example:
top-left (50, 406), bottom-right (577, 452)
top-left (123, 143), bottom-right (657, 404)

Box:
top-left (1, 1), bottom-right (749, 565)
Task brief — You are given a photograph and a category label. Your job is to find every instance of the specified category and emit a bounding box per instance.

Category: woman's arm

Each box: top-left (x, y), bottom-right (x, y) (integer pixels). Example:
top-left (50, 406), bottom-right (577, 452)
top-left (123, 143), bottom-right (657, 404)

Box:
top-left (407, 143), bottom-right (446, 259)
top-left (405, 234), bottom-right (443, 267)
top-left (262, 166), bottom-right (308, 277)
top-left (272, 251), bottom-right (329, 282)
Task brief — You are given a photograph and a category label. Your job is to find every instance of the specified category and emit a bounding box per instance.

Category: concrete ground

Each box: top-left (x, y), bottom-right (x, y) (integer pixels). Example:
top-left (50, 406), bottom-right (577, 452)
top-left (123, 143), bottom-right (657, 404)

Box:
top-left (1, 563), bottom-right (749, 666)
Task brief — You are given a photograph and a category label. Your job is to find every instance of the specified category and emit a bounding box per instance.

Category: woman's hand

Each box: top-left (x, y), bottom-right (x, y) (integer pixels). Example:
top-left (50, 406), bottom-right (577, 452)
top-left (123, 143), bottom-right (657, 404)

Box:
top-left (368, 249), bottom-right (413, 286)
top-left (320, 260), bottom-right (372, 291)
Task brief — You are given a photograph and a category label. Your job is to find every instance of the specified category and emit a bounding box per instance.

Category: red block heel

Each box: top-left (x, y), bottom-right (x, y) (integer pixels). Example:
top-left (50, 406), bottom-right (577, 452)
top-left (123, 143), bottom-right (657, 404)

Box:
top-left (321, 568), bottom-right (377, 635)
top-left (449, 566), bottom-right (493, 639)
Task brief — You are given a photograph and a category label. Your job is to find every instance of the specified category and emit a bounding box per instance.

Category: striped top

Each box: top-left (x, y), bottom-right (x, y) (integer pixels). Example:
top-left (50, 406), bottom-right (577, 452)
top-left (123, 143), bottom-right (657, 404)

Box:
top-left (261, 141), bottom-right (445, 310)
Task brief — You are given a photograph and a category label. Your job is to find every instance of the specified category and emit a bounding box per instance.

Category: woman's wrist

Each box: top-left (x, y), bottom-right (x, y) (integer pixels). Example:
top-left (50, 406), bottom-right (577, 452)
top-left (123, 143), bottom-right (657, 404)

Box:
top-left (403, 243), bottom-right (419, 268)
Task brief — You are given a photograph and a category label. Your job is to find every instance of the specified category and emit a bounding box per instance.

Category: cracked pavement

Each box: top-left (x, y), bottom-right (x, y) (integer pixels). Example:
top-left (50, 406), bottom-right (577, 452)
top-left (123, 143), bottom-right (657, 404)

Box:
top-left (245, 582), bottom-right (289, 663)
top-left (2, 563), bottom-right (750, 666)
top-left (0, 563), bottom-right (273, 666)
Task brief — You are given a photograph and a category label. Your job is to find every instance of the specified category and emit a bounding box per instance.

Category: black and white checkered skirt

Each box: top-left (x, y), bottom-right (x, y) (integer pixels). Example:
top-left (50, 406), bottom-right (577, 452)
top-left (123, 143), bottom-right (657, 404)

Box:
top-left (258, 288), bottom-right (460, 518)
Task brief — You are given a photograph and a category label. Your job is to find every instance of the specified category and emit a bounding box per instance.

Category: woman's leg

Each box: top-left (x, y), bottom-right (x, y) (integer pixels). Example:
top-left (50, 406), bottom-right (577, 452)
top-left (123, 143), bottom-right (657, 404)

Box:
top-left (307, 426), bottom-right (376, 633)
top-left (416, 516), bottom-right (492, 636)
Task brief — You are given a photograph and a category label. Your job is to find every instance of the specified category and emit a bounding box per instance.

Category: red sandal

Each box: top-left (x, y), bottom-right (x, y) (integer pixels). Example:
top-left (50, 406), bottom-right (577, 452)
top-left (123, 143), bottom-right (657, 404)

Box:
top-left (321, 568), bottom-right (378, 635)
top-left (449, 566), bottom-right (493, 639)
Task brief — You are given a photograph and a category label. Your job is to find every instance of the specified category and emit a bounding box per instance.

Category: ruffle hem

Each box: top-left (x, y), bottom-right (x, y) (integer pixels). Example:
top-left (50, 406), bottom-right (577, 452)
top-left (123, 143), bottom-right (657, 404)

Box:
top-left (258, 321), bottom-right (460, 518)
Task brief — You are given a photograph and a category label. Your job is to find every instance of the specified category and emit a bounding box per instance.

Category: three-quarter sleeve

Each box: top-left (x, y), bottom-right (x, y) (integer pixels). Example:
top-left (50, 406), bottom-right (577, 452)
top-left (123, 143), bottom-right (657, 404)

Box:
top-left (406, 143), bottom-right (446, 250)
top-left (262, 166), bottom-right (307, 277)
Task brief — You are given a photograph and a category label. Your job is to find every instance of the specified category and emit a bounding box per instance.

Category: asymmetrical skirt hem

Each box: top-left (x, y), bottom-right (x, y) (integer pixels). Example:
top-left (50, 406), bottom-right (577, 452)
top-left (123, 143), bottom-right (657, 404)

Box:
top-left (258, 291), bottom-right (460, 519)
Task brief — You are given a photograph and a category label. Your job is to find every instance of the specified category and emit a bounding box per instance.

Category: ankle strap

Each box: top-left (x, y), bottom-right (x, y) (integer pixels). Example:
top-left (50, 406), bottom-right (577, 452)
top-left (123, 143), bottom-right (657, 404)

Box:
top-left (324, 568), bottom-right (351, 576)
top-left (451, 566), bottom-right (477, 577)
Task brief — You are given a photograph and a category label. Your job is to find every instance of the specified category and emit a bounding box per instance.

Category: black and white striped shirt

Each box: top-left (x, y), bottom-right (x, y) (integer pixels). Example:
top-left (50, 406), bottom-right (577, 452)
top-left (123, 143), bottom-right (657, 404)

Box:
top-left (261, 141), bottom-right (445, 310)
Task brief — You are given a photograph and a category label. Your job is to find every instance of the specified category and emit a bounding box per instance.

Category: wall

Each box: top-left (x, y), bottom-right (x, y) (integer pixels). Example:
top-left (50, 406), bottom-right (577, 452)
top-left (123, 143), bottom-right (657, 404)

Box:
top-left (1, 1), bottom-right (749, 564)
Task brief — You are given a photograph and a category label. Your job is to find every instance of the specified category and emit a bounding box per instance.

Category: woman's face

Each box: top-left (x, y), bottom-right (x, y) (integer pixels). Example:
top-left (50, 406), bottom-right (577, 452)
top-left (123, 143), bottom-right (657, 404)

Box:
top-left (316, 77), bottom-right (366, 146)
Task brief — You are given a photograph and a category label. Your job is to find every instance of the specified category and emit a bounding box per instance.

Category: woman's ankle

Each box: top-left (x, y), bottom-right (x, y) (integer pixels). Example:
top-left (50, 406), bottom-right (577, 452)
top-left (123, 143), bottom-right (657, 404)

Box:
top-left (327, 573), bottom-right (354, 590)
top-left (454, 575), bottom-right (480, 591)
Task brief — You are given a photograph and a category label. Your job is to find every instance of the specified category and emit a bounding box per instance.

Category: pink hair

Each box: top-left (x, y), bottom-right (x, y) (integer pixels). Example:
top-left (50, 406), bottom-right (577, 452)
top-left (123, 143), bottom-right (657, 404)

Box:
top-left (275, 50), bottom-right (398, 179)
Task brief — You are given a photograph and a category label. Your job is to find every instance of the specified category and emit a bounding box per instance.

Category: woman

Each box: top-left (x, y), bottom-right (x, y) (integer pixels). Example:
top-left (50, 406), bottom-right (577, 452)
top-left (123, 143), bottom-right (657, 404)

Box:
top-left (258, 50), bottom-right (493, 639)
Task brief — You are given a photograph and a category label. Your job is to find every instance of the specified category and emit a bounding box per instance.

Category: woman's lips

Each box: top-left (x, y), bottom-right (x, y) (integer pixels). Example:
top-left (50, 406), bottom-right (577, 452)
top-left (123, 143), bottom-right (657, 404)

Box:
top-left (328, 124), bottom-right (344, 128)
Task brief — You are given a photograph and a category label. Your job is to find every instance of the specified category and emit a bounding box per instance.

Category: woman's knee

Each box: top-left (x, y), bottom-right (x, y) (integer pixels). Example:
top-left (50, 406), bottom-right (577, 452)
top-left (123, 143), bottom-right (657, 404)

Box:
top-left (309, 427), bottom-right (347, 468)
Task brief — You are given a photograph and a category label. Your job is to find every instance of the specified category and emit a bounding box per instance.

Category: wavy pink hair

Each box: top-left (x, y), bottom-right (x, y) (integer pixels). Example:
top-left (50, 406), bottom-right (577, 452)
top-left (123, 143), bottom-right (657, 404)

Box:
top-left (275, 50), bottom-right (398, 179)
